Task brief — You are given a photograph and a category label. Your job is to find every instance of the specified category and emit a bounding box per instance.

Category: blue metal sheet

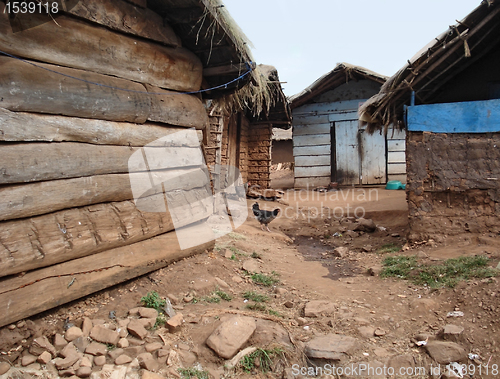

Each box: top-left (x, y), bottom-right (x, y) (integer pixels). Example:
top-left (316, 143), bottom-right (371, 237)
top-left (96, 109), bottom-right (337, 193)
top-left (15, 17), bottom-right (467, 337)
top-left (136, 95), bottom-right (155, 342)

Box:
top-left (407, 99), bottom-right (500, 133)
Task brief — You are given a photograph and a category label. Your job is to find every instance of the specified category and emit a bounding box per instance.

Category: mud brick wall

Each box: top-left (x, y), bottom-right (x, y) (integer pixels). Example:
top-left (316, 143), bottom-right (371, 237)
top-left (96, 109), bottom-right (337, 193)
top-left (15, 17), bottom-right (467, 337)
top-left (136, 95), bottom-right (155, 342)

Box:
top-left (407, 131), bottom-right (500, 241)
top-left (248, 123), bottom-right (272, 188)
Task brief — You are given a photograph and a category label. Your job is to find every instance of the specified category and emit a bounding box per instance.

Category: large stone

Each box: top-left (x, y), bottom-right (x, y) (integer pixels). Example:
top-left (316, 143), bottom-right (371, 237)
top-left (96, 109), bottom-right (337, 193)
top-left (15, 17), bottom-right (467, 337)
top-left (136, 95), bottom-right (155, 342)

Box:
top-left (332, 247), bottom-right (349, 258)
top-left (305, 334), bottom-right (358, 360)
top-left (81, 317), bottom-right (93, 337)
top-left (425, 341), bottom-right (467, 364)
top-left (76, 366), bottom-right (92, 378)
top-left (248, 319), bottom-right (292, 347)
top-left (387, 355), bottom-right (415, 375)
top-left (142, 371), bottom-right (166, 379)
top-left (37, 351), bottom-right (52, 364)
top-left (89, 325), bottom-right (120, 346)
top-left (54, 354), bottom-right (80, 370)
top-left (137, 352), bottom-right (159, 372)
top-left (53, 333), bottom-right (68, 351)
top-left (357, 326), bottom-right (375, 338)
top-left (0, 362), bottom-right (10, 375)
top-left (65, 326), bottom-right (84, 342)
top-left (206, 316), bottom-right (256, 359)
top-left (29, 336), bottom-right (57, 357)
top-left (138, 307), bottom-right (158, 319)
top-left (242, 259), bottom-right (261, 273)
top-left (115, 354), bottom-right (133, 365)
top-left (304, 300), bottom-right (336, 318)
top-left (353, 218), bottom-right (377, 232)
top-left (21, 354), bottom-right (37, 366)
top-left (442, 324), bottom-right (465, 343)
top-left (60, 342), bottom-right (78, 358)
top-left (127, 319), bottom-right (149, 340)
top-left (167, 314), bottom-right (184, 333)
top-left (85, 342), bottom-right (107, 356)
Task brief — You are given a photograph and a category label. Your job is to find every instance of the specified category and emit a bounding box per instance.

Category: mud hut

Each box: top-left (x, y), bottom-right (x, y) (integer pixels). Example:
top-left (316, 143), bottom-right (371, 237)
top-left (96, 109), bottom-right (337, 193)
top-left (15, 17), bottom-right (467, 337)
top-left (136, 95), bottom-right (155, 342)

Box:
top-left (0, 0), bottom-right (286, 327)
top-left (290, 63), bottom-right (405, 188)
top-left (359, 0), bottom-right (500, 241)
top-left (271, 127), bottom-right (293, 165)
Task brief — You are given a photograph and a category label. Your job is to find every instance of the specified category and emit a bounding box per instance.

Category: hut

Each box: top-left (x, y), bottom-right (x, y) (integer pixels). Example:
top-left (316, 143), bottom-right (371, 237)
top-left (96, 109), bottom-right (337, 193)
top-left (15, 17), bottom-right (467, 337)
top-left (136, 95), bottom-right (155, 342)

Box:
top-left (359, 1), bottom-right (500, 241)
top-left (289, 63), bottom-right (406, 188)
top-left (0, 0), bottom-right (286, 327)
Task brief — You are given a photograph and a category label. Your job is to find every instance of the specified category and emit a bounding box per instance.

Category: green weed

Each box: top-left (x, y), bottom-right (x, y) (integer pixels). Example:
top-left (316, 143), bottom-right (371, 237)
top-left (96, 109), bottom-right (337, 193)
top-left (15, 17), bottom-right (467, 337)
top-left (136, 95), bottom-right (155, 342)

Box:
top-left (243, 291), bottom-right (268, 303)
top-left (240, 348), bottom-right (284, 373)
top-left (378, 243), bottom-right (402, 254)
top-left (251, 271), bottom-right (280, 287)
top-left (141, 291), bottom-right (165, 312)
top-left (178, 367), bottom-right (209, 379)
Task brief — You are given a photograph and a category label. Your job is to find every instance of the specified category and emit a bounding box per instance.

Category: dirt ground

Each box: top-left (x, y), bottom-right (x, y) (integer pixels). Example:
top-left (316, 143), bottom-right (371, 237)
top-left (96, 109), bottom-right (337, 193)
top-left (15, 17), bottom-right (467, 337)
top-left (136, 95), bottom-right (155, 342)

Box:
top-left (1, 171), bottom-right (499, 378)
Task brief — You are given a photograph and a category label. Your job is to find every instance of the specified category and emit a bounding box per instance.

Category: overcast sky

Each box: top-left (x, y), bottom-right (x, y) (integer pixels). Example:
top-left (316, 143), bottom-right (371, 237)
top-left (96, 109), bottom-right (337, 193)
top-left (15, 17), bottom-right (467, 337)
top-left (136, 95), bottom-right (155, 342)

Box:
top-left (222, 0), bottom-right (481, 97)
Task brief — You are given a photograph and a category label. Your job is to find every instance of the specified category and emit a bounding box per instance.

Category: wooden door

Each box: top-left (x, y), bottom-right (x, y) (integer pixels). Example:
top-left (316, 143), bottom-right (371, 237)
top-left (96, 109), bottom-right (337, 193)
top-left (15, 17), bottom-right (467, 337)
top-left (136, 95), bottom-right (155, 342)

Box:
top-left (333, 120), bottom-right (360, 185)
top-left (359, 126), bottom-right (386, 184)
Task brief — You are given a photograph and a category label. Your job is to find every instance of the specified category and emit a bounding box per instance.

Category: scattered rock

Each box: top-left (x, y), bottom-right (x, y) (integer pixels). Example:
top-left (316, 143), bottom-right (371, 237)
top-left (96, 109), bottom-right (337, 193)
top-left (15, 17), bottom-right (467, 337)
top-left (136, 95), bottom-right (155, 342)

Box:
top-left (142, 371), bottom-right (166, 379)
top-left (353, 218), bottom-right (377, 232)
top-left (127, 319), bottom-right (149, 340)
top-left (76, 366), bottom-right (92, 378)
top-left (84, 342), bottom-right (107, 356)
top-left (248, 319), bottom-right (291, 347)
top-left (65, 326), bottom-right (83, 342)
top-left (21, 353), bottom-right (37, 366)
top-left (37, 351), bottom-right (52, 364)
top-left (231, 276), bottom-right (244, 284)
top-left (137, 352), bottom-right (159, 372)
top-left (115, 354), bottom-right (133, 365)
top-left (332, 246), bottom-right (349, 257)
top-left (242, 259), bottom-right (261, 273)
top-left (138, 307), bottom-right (158, 319)
top-left (357, 326), bottom-right (375, 338)
top-left (54, 354), bottom-right (80, 370)
top-left (117, 338), bottom-right (129, 348)
top-left (145, 342), bottom-right (163, 353)
top-left (425, 341), bottom-right (467, 364)
top-left (374, 328), bottom-right (386, 336)
top-left (368, 265), bottom-right (383, 276)
top-left (304, 300), bottom-right (336, 317)
top-left (89, 325), bottom-right (120, 345)
top-left (93, 355), bottom-right (106, 366)
top-left (296, 317), bottom-right (307, 326)
top-left (441, 324), bottom-right (465, 343)
top-left (284, 301), bottom-right (294, 308)
top-left (215, 277), bottom-right (230, 289)
top-left (305, 334), bottom-right (358, 360)
top-left (53, 333), bottom-right (68, 351)
top-left (167, 314), bottom-right (184, 333)
top-left (0, 362), bottom-right (10, 375)
top-left (206, 316), bottom-right (256, 359)
top-left (387, 354), bottom-right (415, 374)
top-left (29, 336), bottom-right (57, 357)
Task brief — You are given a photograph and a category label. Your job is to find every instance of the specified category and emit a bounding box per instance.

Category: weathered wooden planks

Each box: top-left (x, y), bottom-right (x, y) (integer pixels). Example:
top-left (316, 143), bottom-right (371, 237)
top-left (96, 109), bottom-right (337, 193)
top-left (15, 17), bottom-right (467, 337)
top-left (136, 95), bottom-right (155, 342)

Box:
top-left (295, 166), bottom-right (331, 178)
top-left (0, 58), bottom-right (207, 127)
top-left (293, 145), bottom-right (331, 156)
top-left (0, 179), bottom-right (212, 276)
top-left (293, 123), bottom-right (331, 136)
top-left (67, 0), bottom-right (181, 47)
top-left (0, 167), bottom-right (209, 221)
top-left (294, 134), bottom-right (331, 147)
top-left (0, 12), bottom-right (202, 92)
top-left (0, 223), bottom-right (215, 328)
top-left (295, 155), bottom-right (331, 167)
top-left (0, 142), bottom-right (204, 184)
top-left (0, 108), bottom-right (205, 145)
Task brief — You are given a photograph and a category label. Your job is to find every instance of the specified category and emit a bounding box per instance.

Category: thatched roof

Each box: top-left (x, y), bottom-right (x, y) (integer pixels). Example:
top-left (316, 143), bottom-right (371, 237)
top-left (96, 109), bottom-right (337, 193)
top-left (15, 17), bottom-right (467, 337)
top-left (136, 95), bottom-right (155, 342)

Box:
top-left (289, 62), bottom-right (388, 109)
top-left (149, 0), bottom-right (285, 119)
top-left (359, 0), bottom-right (500, 133)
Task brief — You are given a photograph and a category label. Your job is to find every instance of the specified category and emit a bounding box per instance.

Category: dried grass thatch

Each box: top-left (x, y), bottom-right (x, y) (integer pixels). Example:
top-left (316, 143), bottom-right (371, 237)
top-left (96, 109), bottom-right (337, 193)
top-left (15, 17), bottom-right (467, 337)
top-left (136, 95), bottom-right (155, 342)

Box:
top-left (359, 0), bottom-right (500, 133)
top-left (196, 0), bottom-right (280, 119)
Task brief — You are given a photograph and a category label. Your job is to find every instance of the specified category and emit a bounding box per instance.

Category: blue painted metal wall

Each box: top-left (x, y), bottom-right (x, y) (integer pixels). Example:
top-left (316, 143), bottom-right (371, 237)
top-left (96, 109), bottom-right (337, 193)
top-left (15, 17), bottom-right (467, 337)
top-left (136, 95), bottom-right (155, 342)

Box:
top-left (407, 98), bottom-right (500, 133)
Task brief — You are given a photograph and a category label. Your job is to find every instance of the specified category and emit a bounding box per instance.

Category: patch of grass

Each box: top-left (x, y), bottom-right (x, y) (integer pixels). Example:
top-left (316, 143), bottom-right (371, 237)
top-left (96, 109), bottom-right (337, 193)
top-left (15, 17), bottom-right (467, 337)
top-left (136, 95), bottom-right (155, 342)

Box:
top-left (178, 367), bottom-right (209, 379)
top-left (414, 255), bottom-right (497, 288)
top-left (243, 291), bottom-right (268, 303)
top-left (106, 343), bottom-right (116, 350)
top-left (246, 303), bottom-right (267, 312)
top-left (155, 314), bottom-right (167, 328)
top-left (267, 309), bottom-right (283, 318)
top-left (141, 291), bottom-right (165, 312)
top-left (251, 271), bottom-right (280, 287)
top-left (251, 251), bottom-right (262, 259)
top-left (240, 348), bottom-right (284, 373)
top-left (381, 255), bottom-right (417, 279)
top-left (378, 243), bottom-right (402, 254)
top-left (202, 295), bottom-right (221, 303)
top-left (381, 255), bottom-right (498, 288)
top-left (215, 289), bottom-right (232, 301)
top-left (230, 254), bottom-right (236, 261)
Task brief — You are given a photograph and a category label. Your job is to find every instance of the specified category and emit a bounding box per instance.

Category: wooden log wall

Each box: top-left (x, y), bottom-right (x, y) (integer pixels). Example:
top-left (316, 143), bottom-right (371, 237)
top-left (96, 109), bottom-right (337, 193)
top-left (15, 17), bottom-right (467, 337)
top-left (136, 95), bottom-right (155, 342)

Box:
top-left (0, 0), bottom-right (214, 328)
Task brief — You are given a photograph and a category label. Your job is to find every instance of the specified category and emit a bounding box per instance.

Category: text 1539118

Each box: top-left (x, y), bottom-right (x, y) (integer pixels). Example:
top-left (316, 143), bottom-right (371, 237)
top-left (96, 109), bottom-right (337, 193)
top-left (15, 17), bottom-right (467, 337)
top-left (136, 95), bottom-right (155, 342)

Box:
top-left (3, 2), bottom-right (59, 14)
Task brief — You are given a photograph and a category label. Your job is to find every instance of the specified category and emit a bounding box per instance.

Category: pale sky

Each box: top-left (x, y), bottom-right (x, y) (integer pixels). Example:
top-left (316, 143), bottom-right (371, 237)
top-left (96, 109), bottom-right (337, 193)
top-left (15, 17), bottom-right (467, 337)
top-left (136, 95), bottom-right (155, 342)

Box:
top-left (222, 0), bottom-right (481, 97)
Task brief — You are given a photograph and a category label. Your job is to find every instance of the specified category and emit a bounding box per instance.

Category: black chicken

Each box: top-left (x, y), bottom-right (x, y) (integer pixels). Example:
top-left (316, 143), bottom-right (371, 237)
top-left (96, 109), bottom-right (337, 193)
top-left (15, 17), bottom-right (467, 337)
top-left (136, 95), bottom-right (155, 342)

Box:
top-left (252, 202), bottom-right (280, 232)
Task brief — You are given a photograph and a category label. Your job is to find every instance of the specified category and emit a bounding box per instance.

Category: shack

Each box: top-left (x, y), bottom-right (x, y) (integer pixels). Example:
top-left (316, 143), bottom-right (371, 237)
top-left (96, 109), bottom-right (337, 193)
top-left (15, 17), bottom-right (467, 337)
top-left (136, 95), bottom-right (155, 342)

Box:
top-left (360, 1), bottom-right (500, 241)
top-left (290, 63), bottom-right (405, 188)
top-left (0, 0), bottom-right (282, 327)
